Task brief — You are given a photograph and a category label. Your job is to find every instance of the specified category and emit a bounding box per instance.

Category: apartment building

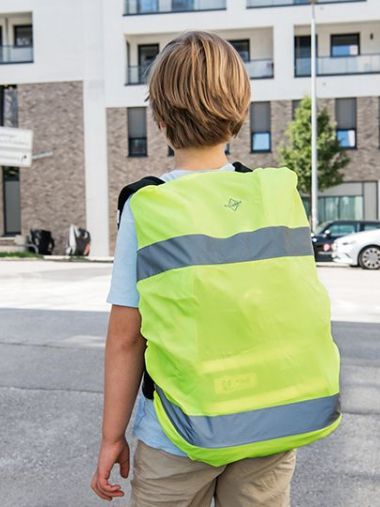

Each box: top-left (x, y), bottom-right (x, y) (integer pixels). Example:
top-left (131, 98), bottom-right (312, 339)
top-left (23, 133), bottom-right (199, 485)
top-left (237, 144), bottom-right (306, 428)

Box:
top-left (1, 0), bottom-right (379, 255)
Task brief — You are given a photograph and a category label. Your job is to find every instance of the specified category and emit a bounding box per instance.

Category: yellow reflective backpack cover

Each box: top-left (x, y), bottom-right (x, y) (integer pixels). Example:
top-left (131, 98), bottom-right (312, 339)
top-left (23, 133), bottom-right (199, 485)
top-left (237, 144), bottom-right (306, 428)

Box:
top-left (129, 167), bottom-right (341, 466)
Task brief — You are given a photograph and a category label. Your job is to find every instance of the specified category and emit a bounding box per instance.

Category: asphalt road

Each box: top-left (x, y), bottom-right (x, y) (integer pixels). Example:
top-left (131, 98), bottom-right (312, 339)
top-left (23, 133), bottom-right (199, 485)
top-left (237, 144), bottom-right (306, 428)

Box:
top-left (0, 260), bottom-right (379, 507)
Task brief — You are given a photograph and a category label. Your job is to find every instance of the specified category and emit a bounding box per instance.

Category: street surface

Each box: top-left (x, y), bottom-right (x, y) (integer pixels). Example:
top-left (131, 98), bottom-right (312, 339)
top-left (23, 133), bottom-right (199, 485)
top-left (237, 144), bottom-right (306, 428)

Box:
top-left (0, 260), bottom-right (379, 507)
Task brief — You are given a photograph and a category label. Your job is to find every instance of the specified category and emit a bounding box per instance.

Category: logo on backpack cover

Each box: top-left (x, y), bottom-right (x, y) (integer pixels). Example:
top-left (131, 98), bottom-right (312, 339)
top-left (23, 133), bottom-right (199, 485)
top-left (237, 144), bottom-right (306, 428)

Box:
top-left (224, 198), bottom-right (242, 211)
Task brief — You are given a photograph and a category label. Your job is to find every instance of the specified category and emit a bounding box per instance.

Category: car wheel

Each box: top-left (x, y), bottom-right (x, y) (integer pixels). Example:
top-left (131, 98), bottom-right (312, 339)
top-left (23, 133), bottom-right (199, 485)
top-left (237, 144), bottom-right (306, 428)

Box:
top-left (358, 246), bottom-right (380, 270)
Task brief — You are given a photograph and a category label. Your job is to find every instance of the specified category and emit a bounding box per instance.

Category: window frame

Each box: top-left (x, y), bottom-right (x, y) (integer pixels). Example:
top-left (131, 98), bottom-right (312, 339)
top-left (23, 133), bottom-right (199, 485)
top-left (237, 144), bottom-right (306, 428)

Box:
top-left (228, 39), bottom-right (250, 63)
top-left (330, 33), bottom-right (360, 58)
top-left (13, 24), bottom-right (33, 47)
top-left (335, 97), bottom-right (357, 150)
top-left (336, 128), bottom-right (357, 150)
top-left (2, 166), bottom-right (21, 235)
top-left (137, 0), bottom-right (159, 14)
top-left (128, 137), bottom-right (148, 157)
top-left (171, 0), bottom-right (195, 12)
top-left (251, 131), bottom-right (272, 153)
top-left (127, 107), bottom-right (148, 157)
top-left (250, 101), bottom-right (271, 153)
top-left (294, 34), bottom-right (318, 77)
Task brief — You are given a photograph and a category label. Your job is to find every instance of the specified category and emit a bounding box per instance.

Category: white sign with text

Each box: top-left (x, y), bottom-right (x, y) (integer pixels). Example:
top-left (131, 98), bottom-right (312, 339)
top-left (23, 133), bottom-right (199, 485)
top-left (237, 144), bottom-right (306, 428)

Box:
top-left (0, 126), bottom-right (33, 167)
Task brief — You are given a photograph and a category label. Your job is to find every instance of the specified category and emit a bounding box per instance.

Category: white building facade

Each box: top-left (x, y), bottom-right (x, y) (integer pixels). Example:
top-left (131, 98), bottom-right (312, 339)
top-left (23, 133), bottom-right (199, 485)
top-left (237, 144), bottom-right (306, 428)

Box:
top-left (0, 0), bottom-right (379, 255)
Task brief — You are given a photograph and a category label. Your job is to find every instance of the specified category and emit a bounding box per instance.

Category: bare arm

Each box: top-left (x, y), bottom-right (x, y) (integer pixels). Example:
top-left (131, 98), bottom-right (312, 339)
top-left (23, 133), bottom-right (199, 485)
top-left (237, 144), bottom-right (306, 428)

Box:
top-left (102, 304), bottom-right (146, 442)
top-left (91, 304), bottom-right (146, 502)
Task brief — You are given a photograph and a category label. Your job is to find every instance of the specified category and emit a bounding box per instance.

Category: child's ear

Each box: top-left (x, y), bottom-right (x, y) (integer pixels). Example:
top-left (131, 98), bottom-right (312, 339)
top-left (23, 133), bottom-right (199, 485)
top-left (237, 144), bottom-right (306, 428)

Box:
top-left (158, 122), bottom-right (166, 131)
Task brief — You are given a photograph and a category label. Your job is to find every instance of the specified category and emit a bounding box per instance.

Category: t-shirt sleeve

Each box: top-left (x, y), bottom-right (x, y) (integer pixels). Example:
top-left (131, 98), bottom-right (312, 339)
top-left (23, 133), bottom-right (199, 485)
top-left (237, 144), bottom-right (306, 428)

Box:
top-left (106, 198), bottom-right (140, 307)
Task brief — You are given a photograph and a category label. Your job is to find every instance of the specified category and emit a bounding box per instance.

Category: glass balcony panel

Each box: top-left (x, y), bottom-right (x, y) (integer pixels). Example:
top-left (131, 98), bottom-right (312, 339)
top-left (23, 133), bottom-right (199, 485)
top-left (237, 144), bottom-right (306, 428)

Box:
top-left (295, 54), bottom-right (380, 76)
top-left (295, 57), bottom-right (311, 77)
top-left (319, 54), bottom-right (380, 75)
top-left (247, 0), bottom-right (364, 7)
top-left (125, 0), bottom-right (226, 14)
top-left (0, 46), bottom-right (33, 64)
top-left (127, 65), bottom-right (150, 84)
top-left (245, 59), bottom-right (274, 78)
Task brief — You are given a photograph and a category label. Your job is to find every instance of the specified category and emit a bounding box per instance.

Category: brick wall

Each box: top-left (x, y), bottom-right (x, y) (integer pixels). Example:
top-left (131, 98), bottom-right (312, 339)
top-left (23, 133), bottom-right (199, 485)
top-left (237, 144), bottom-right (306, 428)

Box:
top-left (17, 81), bottom-right (86, 254)
top-left (107, 107), bottom-right (173, 254)
top-left (107, 97), bottom-right (380, 254)
top-left (342, 96), bottom-right (380, 181)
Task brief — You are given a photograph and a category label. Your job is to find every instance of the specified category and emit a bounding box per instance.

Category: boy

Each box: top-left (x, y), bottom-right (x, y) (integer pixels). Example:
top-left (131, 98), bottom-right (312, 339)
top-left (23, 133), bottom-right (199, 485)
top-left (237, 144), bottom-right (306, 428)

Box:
top-left (91, 31), bottom-right (340, 506)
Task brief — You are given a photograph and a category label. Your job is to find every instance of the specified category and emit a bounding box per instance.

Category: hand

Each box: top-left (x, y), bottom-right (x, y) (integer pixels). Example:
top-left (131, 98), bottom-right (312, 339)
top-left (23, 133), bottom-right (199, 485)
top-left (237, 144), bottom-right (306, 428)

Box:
top-left (91, 436), bottom-right (130, 501)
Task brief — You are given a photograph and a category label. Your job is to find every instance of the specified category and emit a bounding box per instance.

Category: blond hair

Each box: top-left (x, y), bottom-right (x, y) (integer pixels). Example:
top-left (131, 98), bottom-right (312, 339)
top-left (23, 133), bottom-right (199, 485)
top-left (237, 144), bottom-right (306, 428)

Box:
top-left (147, 31), bottom-right (251, 150)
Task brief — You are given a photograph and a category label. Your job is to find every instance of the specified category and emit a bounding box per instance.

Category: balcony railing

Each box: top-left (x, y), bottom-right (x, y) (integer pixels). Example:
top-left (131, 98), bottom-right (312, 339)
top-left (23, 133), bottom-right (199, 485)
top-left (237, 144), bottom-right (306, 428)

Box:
top-left (295, 54), bottom-right (380, 77)
top-left (0, 45), bottom-right (33, 64)
top-left (127, 65), bottom-right (150, 84)
top-left (127, 59), bottom-right (274, 84)
top-left (124, 0), bottom-right (226, 15)
top-left (245, 59), bottom-right (274, 79)
top-left (247, 0), bottom-right (365, 7)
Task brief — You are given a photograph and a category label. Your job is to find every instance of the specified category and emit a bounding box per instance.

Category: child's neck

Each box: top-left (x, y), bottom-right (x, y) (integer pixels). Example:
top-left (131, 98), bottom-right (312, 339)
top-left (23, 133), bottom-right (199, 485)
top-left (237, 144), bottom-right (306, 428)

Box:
top-left (174, 144), bottom-right (229, 171)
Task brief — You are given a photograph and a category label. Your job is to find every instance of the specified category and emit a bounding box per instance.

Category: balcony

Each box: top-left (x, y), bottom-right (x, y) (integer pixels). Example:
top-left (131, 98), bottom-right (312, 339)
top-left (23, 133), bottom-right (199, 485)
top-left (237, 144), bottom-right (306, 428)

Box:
top-left (126, 58), bottom-right (274, 85)
top-left (124, 0), bottom-right (226, 15)
top-left (295, 53), bottom-right (380, 77)
top-left (247, 0), bottom-right (365, 7)
top-left (0, 45), bottom-right (33, 64)
top-left (245, 59), bottom-right (274, 79)
top-left (127, 65), bottom-right (150, 85)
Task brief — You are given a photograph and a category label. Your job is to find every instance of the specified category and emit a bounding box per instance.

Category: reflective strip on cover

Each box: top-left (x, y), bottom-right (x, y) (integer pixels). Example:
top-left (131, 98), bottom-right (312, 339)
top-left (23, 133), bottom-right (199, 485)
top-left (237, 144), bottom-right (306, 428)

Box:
top-left (156, 386), bottom-right (341, 449)
top-left (137, 226), bottom-right (313, 281)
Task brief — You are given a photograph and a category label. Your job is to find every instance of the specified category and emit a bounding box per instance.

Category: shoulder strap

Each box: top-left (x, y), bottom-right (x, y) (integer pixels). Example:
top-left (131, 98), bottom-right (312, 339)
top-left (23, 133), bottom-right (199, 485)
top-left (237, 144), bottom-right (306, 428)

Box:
top-left (232, 161), bottom-right (253, 173)
top-left (117, 175), bottom-right (165, 229)
top-left (116, 175), bottom-right (165, 401)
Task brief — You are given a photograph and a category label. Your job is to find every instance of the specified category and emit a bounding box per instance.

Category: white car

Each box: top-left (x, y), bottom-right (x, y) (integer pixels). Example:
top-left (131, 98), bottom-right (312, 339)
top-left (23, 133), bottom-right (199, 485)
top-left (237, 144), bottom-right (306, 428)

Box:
top-left (332, 229), bottom-right (380, 270)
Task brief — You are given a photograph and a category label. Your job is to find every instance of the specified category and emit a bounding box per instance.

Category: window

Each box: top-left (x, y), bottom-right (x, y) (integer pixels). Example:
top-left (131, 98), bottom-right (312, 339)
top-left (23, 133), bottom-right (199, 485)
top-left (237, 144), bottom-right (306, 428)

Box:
top-left (250, 102), bottom-right (271, 152)
top-left (294, 35), bottom-right (316, 76)
top-left (2, 85), bottom-right (18, 127)
top-left (14, 25), bottom-right (33, 47)
top-left (328, 222), bottom-right (357, 236)
top-left (127, 107), bottom-right (147, 157)
top-left (303, 196), bottom-right (363, 222)
top-left (138, 44), bottom-right (159, 83)
top-left (171, 0), bottom-right (194, 11)
top-left (137, 0), bottom-right (159, 13)
top-left (228, 40), bottom-right (250, 63)
top-left (331, 34), bottom-right (359, 57)
top-left (3, 167), bottom-right (21, 235)
top-left (292, 100), bottom-right (301, 120)
top-left (362, 223), bottom-right (380, 231)
top-left (336, 98), bottom-right (357, 149)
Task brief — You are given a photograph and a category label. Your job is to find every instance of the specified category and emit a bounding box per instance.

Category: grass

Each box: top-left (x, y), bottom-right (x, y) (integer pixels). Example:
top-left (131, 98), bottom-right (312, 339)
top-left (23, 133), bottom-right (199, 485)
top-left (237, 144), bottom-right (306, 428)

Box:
top-left (0, 251), bottom-right (43, 258)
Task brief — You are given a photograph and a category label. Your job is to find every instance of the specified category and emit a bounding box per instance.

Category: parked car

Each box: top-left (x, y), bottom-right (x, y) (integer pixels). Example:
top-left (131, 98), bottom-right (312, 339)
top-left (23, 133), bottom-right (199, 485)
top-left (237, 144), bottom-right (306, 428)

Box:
top-left (332, 229), bottom-right (380, 269)
top-left (311, 220), bottom-right (380, 261)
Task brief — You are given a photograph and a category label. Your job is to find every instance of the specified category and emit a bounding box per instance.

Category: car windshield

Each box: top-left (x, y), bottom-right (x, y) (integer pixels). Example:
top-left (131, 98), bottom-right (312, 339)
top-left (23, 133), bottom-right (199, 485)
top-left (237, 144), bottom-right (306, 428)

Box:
top-left (315, 222), bottom-right (332, 234)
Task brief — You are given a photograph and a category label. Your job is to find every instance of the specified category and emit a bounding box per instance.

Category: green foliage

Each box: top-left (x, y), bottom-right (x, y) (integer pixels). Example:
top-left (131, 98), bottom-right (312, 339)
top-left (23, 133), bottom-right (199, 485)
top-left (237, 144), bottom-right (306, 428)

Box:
top-left (280, 96), bottom-right (349, 195)
top-left (0, 251), bottom-right (43, 258)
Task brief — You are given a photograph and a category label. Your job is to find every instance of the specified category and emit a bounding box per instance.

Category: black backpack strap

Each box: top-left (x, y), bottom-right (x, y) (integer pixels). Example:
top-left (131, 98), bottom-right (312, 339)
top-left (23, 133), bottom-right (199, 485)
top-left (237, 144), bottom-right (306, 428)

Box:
top-left (117, 175), bottom-right (165, 229)
top-left (232, 161), bottom-right (253, 173)
top-left (116, 175), bottom-right (165, 400)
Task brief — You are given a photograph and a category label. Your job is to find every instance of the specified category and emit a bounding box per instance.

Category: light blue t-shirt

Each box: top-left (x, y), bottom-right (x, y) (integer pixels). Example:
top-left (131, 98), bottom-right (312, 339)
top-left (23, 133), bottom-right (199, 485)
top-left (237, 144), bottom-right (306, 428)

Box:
top-left (106, 162), bottom-right (236, 456)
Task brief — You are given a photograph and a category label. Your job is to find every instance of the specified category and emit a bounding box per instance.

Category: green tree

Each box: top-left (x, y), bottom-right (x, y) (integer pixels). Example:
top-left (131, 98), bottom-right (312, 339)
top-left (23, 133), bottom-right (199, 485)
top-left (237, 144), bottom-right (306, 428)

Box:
top-left (280, 96), bottom-right (349, 197)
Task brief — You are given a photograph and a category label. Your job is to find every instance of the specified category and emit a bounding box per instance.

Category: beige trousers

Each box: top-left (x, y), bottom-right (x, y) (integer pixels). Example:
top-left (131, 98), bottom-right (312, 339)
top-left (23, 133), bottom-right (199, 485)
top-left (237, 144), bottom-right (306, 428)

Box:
top-left (130, 440), bottom-right (296, 507)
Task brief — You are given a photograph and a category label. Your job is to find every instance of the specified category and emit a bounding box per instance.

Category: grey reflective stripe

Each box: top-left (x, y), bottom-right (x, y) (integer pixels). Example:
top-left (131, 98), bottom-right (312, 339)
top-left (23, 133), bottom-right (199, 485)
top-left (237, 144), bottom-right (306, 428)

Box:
top-left (137, 226), bottom-right (313, 281)
top-left (156, 386), bottom-right (340, 449)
